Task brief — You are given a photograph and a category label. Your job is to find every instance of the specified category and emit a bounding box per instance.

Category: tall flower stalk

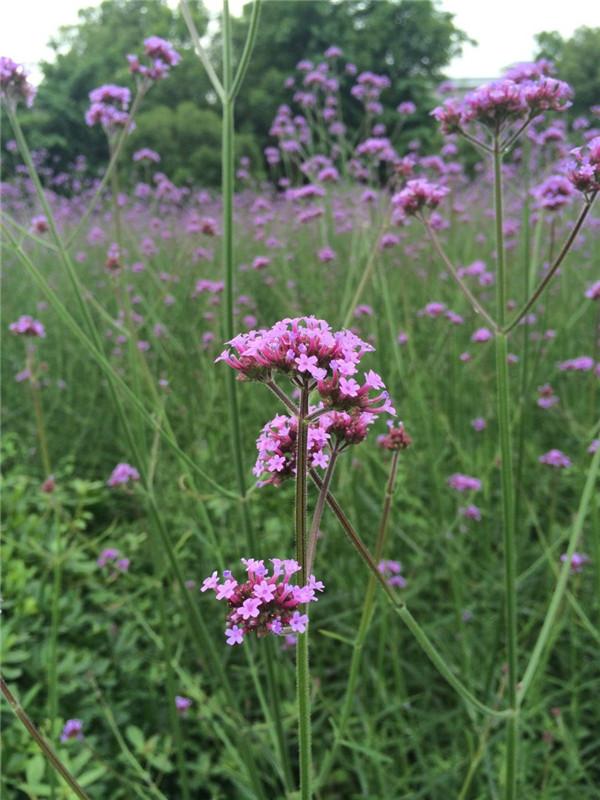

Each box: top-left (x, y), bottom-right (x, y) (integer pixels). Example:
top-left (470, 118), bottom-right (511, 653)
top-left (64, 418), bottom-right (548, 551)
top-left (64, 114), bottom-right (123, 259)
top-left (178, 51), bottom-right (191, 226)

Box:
top-left (295, 384), bottom-right (312, 799)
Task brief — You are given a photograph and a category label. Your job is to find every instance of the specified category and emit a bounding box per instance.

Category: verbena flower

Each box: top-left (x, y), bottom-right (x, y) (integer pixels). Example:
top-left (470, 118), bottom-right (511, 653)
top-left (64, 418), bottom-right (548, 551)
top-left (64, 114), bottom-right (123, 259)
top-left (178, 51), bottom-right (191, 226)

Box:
top-left (560, 552), bottom-right (589, 573)
top-left (447, 473), bottom-right (482, 492)
top-left (60, 719), bottom-right (83, 743)
top-left (378, 560), bottom-right (407, 587)
top-left (175, 695), bottom-right (192, 715)
top-left (391, 179), bottom-right (449, 218)
top-left (107, 462), bottom-right (140, 487)
top-left (201, 558), bottom-right (324, 645)
top-left (531, 175), bottom-right (574, 210)
top-left (377, 421), bottom-right (412, 451)
top-left (9, 315), bottom-right (46, 338)
top-left (0, 56), bottom-right (36, 108)
top-left (216, 316), bottom-right (395, 415)
top-left (539, 449), bottom-right (571, 468)
top-left (567, 137), bottom-right (600, 195)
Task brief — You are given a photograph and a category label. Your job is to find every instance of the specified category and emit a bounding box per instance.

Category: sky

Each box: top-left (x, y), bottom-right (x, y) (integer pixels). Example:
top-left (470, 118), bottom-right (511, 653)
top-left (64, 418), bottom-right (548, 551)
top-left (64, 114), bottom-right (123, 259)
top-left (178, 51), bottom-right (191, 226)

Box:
top-left (1, 0), bottom-right (599, 83)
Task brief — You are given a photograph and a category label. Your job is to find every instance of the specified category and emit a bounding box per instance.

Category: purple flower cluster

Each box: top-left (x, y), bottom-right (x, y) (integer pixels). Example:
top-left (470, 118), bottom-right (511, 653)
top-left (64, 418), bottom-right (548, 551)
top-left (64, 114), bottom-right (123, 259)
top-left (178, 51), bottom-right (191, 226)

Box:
top-left (60, 719), bottom-right (83, 743)
top-left (447, 473), bottom-right (482, 492)
top-left (378, 560), bottom-right (407, 588)
top-left (539, 449), bottom-right (571, 469)
top-left (127, 36), bottom-right (180, 82)
top-left (217, 317), bottom-right (395, 416)
top-left (97, 547), bottom-right (130, 573)
top-left (201, 558), bottom-right (324, 645)
top-left (531, 175), bottom-right (574, 210)
top-left (560, 552), bottom-right (589, 573)
top-left (86, 84), bottom-right (131, 131)
top-left (107, 462), bottom-right (140, 487)
top-left (254, 413), bottom-right (331, 485)
top-left (377, 421), bottom-right (412, 451)
top-left (392, 179), bottom-right (449, 219)
top-left (0, 56), bottom-right (36, 108)
top-left (9, 315), bottom-right (46, 338)
top-left (568, 136), bottom-right (600, 196)
top-left (432, 75), bottom-right (572, 135)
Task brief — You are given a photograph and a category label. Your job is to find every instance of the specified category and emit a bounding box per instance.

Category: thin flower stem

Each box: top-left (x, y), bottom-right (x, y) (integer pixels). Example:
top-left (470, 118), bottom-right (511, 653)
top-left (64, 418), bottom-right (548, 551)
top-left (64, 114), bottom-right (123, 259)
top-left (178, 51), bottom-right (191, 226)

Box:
top-left (179, 0), bottom-right (225, 101)
top-left (65, 89), bottom-right (145, 249)
top-left (309, 471), bottom-right (511, 720)
top-left (423, 218), bottom-right (497, 330)
top-left (518, 440), bottom-right (600, 703)
top-left (220, 0), bottom-right (257, 549)
top-left (296, 385), bottom-right (312, 800)
top-left (341, 215), bottom-right (389, 329)
top-left (501, 115), bottom-right (534, 154)
top-left (503, 194), bottom-right (597, 334)
top-left (0, 677), bottom-right (92, 800)
top-left (230, 0), bottom-right (262, 101)
top-left (306, 449), bottom-right (339, 575)
top-left (317, 449), bottom-right (400, 788)
top-left (28, 361), bottom-right (52, 477)
top-left (266, 379), bottom-right (298, 414)
top-left (493, 134), bottom-right (519, 800)
top-left (459, 128), bottom-right (493, 154)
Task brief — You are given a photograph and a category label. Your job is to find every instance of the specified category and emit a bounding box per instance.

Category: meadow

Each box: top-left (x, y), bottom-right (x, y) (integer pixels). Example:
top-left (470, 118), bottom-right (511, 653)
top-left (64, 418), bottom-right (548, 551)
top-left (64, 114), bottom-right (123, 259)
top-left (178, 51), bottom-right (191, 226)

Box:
top-left (1, 6), bottom-right (600, 800)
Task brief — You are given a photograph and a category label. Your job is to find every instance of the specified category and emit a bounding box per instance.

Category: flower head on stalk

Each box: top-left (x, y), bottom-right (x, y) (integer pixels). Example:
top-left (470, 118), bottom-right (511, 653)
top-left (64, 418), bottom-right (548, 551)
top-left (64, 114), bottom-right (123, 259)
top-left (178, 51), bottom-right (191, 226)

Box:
top-left (447, 473), bottom-right (482, 492)
top-left (201, 558), bottom-right (324, 645)
top-left (560, 552), bottom-right (589, 573)
top-left (391, 179), bottom-right (449, 220)
top-left (216, 316), bottom-right (395, 416)
top-left (60, 719), bottom-right (84, 743)
top-left (107, 462), bottom-right (140, 487)
top-left (9, 315), bottom-right (46, 338)
top-left (254, 407), bottom-right (380, 486)
top-left (86, 84), bottom-right (132, 133)
top-left (531, 175), bottom-right (575, 210)
top-left (567, 136), bottom-right (600, 197)
top-left (539, 449), bottom-right (571, 468)
top-left (0, 57), bottom-right (36, 108)
top-left (254, 412), bottom-right (332, 486)
top-left (127, 36), bottom-right (180, 83)
top-left (377, 421), bottom-right (412, 451)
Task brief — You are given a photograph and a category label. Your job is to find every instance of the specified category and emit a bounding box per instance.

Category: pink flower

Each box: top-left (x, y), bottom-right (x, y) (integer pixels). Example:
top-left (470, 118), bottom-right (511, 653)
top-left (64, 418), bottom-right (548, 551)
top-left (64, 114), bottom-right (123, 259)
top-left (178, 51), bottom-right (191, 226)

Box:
top-left (9, 315), bottom-right (45, 338)
top-left (107, 463), bottom-right (140, 487)
top-left (226, 626), bottom-right (245, 646)
top-left (539, 449), bottom-right (571, 468)
top-left (448, 473), bottom-right (481, 492)
top-left (203, 558), bottom-right (324, 644)
top-left (471, 327), bottom-right (493, 343)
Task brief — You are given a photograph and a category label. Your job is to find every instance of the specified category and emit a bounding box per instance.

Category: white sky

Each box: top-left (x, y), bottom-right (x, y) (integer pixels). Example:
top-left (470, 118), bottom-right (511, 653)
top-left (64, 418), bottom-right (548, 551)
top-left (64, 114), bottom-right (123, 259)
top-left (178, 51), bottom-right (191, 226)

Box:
top-left (1, 0), bottom-right (599, 83)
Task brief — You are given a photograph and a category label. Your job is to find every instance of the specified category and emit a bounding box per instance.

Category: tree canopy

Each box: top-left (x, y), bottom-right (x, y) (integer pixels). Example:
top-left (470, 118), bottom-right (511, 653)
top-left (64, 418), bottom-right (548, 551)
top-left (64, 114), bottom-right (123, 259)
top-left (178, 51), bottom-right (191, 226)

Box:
top-left (534, 27), bottom-right (600, 119)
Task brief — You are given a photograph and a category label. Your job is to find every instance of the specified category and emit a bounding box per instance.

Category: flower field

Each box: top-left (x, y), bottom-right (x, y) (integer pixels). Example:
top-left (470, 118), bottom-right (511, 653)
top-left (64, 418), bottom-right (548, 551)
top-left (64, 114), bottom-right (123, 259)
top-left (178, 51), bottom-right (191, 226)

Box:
top-left (1, 5), bottom-right (600, 799)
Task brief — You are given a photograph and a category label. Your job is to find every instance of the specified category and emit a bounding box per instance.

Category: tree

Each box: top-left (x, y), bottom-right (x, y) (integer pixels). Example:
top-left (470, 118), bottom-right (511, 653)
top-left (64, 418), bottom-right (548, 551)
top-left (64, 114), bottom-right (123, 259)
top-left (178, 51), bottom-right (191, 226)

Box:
top-left (230, 0), bottom-right (470, 151)
top-left (4, 0), bottom-right (469, 185)
top-left (535, 27), bottom-right (600, 118)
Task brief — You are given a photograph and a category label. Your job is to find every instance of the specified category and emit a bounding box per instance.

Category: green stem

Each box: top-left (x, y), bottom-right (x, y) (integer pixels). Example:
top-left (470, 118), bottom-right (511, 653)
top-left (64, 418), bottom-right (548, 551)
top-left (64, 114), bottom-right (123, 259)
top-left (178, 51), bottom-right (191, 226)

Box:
top-left (1, 677), bottom-right (92, 800)
top-left (503, 194), bottom-right (596, 335)
top-left (306, 448), bottom-right (339, 574)
top-left (493, 135), bottom-right (518, 800)
top-left (296, 385), bottom-right (312, 800)
top-left (309, 471), bottom-right (511, 720)
top-left (65, 89), bottom-right (145, 248)
top-left (341, 216), bottom-right (388, 328)
top-left (317, 449), bottom-right (400, 788)
top-left (518, 440), bottom-right (600, 703)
